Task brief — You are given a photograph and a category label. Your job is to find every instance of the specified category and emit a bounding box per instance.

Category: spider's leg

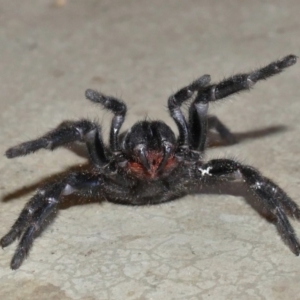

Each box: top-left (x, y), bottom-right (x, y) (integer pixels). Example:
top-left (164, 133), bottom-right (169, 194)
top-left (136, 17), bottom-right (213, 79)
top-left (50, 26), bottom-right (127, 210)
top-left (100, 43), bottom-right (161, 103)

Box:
top-left (198, 55), bottom-right (296, 103)
top-left (208, 116), bottom-right (237, 145)
top-left (189, 110), bottom-right (237, 150)
top-left (189, 55), bottom-right (297, 151)
top-left (0, 172), bottom-right (103, 269)
top-left (168, 75), bottom-right (211, 147)
top-left (85, 89), bottom-right (127, 153)
top-left (5, 119), bottom-right (108, 167)
top-left (196, 158), bottom-right (300, 255)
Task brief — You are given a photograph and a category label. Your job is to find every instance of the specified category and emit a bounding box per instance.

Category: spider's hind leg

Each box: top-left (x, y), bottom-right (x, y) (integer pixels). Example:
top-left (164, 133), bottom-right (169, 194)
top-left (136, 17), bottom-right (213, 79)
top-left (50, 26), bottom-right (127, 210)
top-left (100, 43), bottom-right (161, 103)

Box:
top-left (208, 116), bottom-right (237, 145)
top-left (0, 172), bottom-right (102, 269)
top-left (197, 158), bottom-right (300, 255)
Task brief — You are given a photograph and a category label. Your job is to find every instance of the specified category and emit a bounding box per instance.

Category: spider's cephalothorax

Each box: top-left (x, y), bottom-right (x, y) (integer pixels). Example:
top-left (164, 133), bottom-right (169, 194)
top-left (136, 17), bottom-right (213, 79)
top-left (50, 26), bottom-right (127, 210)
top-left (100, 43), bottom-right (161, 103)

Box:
top-left (1, 55), bottom-right (300, 270)
top-left (121, 121), bottom-right (177, 179)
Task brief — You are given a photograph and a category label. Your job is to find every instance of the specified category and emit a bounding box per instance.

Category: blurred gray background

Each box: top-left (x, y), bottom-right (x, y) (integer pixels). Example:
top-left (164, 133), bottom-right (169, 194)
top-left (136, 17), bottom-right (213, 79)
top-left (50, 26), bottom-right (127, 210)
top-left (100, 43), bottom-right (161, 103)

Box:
top-left (0, 0), bottom-right (299, 299)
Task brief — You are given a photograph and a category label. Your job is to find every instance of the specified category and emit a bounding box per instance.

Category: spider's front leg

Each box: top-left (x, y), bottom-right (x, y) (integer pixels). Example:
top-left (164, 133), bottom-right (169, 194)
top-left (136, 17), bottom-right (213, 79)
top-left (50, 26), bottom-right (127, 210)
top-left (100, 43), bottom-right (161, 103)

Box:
top-left (0, 172), bottom-right (103, 269)
top-left (189, 55), bottom-right (297, 151)
top-left (168, 74), bottom-right (211, 147)
top-left (6, 119), bottom-right (109, 167)
top-left (195, 159), bottom-right (300, 255)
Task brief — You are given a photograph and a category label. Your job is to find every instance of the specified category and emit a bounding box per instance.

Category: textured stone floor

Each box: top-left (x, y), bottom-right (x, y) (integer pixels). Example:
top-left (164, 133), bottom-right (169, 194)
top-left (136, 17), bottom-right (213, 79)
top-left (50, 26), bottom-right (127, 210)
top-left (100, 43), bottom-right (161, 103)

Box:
top-left (0, 0), bottom-right (299, 299)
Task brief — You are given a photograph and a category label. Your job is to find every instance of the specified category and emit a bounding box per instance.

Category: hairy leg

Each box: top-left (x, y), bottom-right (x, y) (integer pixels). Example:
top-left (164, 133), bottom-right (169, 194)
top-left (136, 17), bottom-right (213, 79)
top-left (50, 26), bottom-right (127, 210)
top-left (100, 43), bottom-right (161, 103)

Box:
top-left (168, 75), bottom-right (211, 147)
top-left (85, 89), bottom-right (127, 153)
top-left (0, 172), bottom-right (101, 269)
top-left (189, 55), bottom-right (297, 151)
top-left (196, 158), bottom-right (300, 255)
top-left (6, 119), bottom-right (109, 167)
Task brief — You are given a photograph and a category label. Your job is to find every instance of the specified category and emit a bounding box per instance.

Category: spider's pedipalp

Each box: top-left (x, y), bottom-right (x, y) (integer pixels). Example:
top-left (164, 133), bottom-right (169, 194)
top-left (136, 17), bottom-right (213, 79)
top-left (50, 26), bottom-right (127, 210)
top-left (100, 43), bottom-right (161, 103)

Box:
top-left (85, 89), bottom-right (127, 152)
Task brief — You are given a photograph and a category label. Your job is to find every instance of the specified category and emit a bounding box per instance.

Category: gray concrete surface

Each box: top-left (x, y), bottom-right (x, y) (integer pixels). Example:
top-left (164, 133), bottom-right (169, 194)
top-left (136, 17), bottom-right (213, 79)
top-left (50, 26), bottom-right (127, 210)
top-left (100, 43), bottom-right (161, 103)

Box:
top-left (0, 0), bottom-right (300, 299)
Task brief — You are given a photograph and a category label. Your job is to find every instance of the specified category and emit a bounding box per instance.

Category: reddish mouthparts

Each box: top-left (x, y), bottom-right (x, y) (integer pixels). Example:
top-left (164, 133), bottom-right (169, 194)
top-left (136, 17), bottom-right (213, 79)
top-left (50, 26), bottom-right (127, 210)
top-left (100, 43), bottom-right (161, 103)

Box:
top-left (128, 151), bottom-right (177, 178)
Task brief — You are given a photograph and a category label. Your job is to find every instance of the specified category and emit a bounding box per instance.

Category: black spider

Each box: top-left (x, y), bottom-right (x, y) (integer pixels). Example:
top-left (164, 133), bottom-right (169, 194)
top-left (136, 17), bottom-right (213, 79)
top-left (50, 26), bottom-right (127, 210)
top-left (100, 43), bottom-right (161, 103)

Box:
top-left (1, 55), bottom-right (300, 270)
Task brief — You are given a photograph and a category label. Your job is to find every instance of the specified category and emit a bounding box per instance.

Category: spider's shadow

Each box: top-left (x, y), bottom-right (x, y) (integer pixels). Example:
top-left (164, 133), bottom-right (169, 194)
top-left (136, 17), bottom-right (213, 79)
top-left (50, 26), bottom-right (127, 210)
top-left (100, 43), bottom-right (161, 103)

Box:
top-left (208, 124), bottom-right (287, 147)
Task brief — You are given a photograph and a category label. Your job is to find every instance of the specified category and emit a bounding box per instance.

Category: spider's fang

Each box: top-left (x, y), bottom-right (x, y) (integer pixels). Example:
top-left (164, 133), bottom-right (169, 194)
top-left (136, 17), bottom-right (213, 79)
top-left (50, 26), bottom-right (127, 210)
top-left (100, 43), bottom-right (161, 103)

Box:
top-left (157, 142), bottom-right (174, 174)
top-left (135, 145), bottom-right (151, 171)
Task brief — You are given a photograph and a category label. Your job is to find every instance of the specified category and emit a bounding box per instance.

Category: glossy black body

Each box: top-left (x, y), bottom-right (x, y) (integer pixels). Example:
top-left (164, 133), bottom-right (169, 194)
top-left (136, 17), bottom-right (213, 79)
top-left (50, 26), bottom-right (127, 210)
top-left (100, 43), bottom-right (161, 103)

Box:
top-left (1, 55), bottom-right (300, 270)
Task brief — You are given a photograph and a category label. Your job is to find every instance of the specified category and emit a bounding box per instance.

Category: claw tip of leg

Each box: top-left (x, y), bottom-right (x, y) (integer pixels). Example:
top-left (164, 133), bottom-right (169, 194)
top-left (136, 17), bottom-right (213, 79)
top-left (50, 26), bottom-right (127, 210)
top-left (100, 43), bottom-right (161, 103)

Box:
top-left (10, 251), bottom-right (26, 270)
top-left (11, 259), bottom-right (21, 270)
top-left (5, 148), bottom-right (15, 158)
top-left (284, 54), bottom-right (297, 67)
